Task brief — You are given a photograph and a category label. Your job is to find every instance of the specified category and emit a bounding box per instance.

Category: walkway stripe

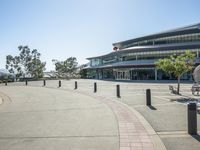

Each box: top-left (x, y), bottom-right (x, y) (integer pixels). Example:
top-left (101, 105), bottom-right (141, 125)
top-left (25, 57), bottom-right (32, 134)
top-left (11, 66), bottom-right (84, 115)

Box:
top-left (100, 96), bottom-right (154, 150)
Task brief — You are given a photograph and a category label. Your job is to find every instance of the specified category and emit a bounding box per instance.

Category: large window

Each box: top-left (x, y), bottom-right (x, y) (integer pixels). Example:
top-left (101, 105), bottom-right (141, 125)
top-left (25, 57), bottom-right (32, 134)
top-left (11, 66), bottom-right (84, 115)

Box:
top-left (91, 59), bottom-right (101, 67)
top-left (102, 56), bottom-right (117, 64)
top-left (118, 49), bottom-right (199, 61)
top-left (122, 33), bottom-right (200, 48)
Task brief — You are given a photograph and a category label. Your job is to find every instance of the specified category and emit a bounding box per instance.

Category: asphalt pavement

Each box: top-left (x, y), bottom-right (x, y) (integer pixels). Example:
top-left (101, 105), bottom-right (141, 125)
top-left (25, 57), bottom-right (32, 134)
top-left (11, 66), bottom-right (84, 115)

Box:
top-left (0, 79), bottom-right (200, 150)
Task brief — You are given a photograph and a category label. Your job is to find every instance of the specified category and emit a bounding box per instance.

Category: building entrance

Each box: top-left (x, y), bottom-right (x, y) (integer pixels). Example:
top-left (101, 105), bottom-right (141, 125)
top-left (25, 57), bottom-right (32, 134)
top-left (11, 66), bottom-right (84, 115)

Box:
top-left (113, 69), bottom-right (131, 80)
top-left (131, 68), bottom-right (155, 80)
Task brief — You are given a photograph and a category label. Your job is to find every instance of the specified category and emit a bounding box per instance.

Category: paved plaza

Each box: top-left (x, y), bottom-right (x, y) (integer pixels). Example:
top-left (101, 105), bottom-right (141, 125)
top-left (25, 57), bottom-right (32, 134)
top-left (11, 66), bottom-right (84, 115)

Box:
top-left (0, 79), bottom-right (200, 150)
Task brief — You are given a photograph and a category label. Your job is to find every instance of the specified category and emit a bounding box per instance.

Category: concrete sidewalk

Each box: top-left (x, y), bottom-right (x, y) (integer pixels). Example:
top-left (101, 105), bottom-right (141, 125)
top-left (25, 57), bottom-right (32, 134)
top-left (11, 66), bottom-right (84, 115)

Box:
top-left (0, 83), bottom-right (166, 150)
top-left (0, 97), bottom-right (2, 105)
top-left (2, 79), bottom-right (199, 150)
top-left (0, 86), bottom-right (118, 150)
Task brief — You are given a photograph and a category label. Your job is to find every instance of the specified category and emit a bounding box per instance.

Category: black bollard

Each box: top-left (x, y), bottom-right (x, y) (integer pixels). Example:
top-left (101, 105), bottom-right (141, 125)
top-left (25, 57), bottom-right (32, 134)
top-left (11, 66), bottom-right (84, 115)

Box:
top-left (75, 81), bottom-right (77, 89)
top-left (25, 80), bottom-right (28, 86)
top-left (146, 89), bottom-right (151, 106)
top-left (116, 84), bottom-right (120, 98)
top-left (5, 81), bottom-right (7, 86)
top-left (188, 103), bottom-right (197, 135)
top-left (59, 80), bottom-right (61, 87)
top-left (94, 82), bottom-right (97, 93)
top-left (43, 80), bottom-right (46, 86)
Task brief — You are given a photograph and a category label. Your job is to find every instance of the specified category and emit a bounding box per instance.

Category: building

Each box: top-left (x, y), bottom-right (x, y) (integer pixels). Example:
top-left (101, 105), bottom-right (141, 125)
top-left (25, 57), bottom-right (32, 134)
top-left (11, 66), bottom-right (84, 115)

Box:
top-left (0, 69), bottom-right (15, 82)
top-left (84, 23), bottom-right (200, 80)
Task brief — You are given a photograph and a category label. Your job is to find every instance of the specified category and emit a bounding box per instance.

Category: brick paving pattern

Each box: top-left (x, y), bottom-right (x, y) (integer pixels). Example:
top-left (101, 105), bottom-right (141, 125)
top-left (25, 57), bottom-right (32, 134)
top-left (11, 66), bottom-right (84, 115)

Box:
top-left (78, 91), bottom-right (155, 150)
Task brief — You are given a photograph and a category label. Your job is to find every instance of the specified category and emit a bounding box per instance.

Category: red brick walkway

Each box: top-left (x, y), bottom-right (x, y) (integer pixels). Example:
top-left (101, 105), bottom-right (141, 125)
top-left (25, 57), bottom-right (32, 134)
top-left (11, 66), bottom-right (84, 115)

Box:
top-left (76, 91), bottom-right (155, 150)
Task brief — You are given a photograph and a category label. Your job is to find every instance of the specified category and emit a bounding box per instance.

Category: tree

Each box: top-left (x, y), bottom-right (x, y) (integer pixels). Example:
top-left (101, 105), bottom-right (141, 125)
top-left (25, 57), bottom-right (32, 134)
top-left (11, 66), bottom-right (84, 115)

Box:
top-left (52, 57), bottom-right (78, 78)
top-left (6, 45), bottom-right (46, 79)
top-left (79, 64), bottom-right (88, 78)
top-left (155, 50), bottom-right (195, 94)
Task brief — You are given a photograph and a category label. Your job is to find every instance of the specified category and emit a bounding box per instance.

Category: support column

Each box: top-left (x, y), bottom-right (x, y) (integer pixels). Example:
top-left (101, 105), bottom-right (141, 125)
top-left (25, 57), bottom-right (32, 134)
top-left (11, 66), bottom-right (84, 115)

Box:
top-left (136, 71), bottom-right (138, 80)
top-left (112, 69), bottom-right (114, 79)
top-left (155, 68), bottom-right (157, 80)
top-left (96, 69), bottom-right (99, 79)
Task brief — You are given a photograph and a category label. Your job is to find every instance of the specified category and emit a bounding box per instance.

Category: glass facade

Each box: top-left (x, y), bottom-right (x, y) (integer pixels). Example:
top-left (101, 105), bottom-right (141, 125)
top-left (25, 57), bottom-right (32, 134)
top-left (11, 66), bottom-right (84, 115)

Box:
top-left (86, 23), bottom-right (200, 80)
top-left (90, 58), bottom-right (101, 67)
top-left (90, 49), bottom-right (200, 67)
top-left (123, 33), bottom-right (200, 48)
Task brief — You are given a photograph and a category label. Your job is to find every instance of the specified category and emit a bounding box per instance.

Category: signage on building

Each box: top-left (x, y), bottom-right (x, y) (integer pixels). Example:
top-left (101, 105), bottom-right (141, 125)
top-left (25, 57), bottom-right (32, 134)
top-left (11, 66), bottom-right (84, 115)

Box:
top-left (113, 47), bottom-right (118, 51)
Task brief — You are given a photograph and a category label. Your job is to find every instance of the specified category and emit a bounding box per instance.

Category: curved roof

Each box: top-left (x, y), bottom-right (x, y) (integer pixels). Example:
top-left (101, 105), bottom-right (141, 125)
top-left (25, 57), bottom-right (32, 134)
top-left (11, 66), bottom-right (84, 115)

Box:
top-left (0, 69), bottom-right (15, 77)
top-left (86, 59), bottom-right (156, 69)
top-left (0, 69), bottom-right (10, 73)
top-left (87, 42), bottom-right (200, 59)
top-left (86, 57), bottom-right (200, 70)
top-left (113, 23), bottom-right (200, 48)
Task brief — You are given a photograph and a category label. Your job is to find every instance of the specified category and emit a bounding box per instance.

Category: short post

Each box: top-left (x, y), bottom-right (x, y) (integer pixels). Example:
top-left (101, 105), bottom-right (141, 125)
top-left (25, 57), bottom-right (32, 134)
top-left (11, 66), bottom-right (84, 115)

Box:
top-left (43, 80), bottom-right (46, 86)
top-left (59, 80), bottom-right (61, 87)
top-left (25, 80), bottom-right (28, 86)
top-left (5, 81), bottom-right (7, 86)
top-left (188, 103), bottom-right (197, 135)
top-left (75, 81), bottom-right (77, 89)
top-left (116, 84), bottom-right (120, 98)
top-left (146, 89), bottom-right (151, 106)
top-left (94, 82), bottom-right (97, 93)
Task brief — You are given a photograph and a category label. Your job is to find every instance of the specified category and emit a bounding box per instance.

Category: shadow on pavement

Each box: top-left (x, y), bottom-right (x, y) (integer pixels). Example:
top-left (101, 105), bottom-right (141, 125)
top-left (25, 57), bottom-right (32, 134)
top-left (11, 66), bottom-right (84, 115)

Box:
top-left (148, 105), bottom-right (157, 110)
top-left (191, 134), bottom-right (200, 142)
top-left (171, 97), bottom-right (198, 103)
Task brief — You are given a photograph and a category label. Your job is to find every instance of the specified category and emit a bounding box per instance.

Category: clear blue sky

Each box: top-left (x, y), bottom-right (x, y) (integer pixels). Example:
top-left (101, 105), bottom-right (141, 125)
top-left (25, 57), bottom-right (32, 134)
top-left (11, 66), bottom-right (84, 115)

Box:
top-left (0, 0), bottom-right (200, 71)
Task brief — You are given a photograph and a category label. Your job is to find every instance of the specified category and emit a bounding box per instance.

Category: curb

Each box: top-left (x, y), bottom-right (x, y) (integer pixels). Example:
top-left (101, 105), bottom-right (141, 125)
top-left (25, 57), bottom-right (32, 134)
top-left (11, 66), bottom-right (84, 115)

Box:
top-left (101, 97), bottom-right (167, 150)
top-left (72, 89), bottom-right (167, 150)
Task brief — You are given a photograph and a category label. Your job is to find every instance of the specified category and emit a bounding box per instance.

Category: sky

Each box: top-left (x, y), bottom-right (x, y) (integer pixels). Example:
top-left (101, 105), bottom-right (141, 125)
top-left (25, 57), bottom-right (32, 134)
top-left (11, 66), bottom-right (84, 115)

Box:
top-left (0, 0), bottom-right (200, 71)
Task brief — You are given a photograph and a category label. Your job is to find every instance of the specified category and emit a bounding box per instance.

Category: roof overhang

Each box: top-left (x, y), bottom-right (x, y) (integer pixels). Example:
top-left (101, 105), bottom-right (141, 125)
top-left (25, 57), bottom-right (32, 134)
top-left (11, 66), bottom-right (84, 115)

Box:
top-left (87, 42), bottom-right (200, 60)
top-left (86, 59), bottom-right (156, 69)
top-left (113, 23), bottom-right (200, 49)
